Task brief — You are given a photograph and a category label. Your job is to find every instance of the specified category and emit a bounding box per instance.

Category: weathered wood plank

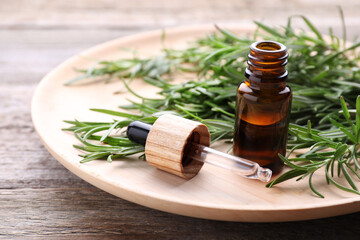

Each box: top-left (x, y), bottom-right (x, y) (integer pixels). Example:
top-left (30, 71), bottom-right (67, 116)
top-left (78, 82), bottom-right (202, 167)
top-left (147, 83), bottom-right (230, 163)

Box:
top-left (1, 0), bottom-right (359, 31)
top-left (1, 188), bottom-right (360, 239)
top-left (0, 29), bottom-right (138, 85)
top-left (0, 84), bottom-right (88, 189)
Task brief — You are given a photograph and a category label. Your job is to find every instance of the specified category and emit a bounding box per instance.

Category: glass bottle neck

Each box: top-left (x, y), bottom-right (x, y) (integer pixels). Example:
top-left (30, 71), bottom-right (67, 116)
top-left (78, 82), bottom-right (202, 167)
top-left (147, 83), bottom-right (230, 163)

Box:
top-left (245, 41), bottom-right (288, 86)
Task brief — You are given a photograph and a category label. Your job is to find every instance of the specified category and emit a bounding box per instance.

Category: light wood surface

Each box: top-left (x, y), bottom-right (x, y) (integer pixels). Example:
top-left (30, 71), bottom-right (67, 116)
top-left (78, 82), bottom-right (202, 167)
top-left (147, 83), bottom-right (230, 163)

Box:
top-left (2, 0), bottom-right (360, 238)
top-left (32, 25), bottom-right (360, 223)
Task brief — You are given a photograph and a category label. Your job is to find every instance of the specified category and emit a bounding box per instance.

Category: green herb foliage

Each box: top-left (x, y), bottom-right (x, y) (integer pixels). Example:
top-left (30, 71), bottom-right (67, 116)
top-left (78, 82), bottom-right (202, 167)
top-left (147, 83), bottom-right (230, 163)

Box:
top-left (63, 16), bottom-right (360, 197)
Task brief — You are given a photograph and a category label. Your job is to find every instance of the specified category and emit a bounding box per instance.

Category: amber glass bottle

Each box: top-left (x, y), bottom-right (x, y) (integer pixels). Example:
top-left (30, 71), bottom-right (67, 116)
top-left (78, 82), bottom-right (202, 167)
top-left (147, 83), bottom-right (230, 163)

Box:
top-left (233, 41), bottom-right (292, 174)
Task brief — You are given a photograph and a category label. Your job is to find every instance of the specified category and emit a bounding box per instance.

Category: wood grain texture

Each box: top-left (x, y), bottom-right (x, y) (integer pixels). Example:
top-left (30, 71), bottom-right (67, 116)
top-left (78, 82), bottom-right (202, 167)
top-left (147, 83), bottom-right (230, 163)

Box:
top-left (1, 189), bottom-right (360, 239)
top-left (1, 0), bottom-right (360, 238)
top-left (146, 114), bottom-right (210, 178)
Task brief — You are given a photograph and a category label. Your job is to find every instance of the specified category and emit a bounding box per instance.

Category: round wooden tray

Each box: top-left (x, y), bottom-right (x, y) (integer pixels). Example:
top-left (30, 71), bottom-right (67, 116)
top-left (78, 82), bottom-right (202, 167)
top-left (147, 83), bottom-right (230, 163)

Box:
top-left (31, 25), bottom-right (360, 222)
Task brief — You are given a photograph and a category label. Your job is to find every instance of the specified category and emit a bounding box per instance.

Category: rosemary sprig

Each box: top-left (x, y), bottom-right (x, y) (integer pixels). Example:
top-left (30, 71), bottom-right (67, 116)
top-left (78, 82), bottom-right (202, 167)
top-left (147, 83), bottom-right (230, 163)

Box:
top-left (266, 96), bottom-right (360, 198)
top-left (63, 16), bottom-right (360, 196)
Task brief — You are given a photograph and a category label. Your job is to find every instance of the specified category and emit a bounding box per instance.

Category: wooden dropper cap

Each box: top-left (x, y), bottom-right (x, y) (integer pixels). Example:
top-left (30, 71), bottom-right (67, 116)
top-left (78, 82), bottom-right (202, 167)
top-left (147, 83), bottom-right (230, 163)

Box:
top-left (127, 114), bottom-right (211, 179)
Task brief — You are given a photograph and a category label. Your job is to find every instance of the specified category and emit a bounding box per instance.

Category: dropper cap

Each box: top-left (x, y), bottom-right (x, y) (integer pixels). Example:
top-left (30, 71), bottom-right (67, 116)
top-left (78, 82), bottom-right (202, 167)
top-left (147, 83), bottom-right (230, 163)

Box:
top-left (127, 114), bottom-right (210, 179)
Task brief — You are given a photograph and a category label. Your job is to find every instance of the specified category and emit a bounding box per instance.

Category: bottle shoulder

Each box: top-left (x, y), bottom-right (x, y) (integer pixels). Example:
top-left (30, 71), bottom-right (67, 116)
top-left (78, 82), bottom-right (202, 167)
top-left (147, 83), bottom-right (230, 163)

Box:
top-left (238, 82), bottom-right (253, 94)
top-left (238, 82), bottom-right (291, 96)
top-left (278, 86), bottom-right (292, 97)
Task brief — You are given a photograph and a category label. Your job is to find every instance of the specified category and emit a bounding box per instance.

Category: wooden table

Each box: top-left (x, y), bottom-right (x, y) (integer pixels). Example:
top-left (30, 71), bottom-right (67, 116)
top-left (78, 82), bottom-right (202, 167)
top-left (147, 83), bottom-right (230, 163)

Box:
top-left (1, 0), bottom-right (360, 238)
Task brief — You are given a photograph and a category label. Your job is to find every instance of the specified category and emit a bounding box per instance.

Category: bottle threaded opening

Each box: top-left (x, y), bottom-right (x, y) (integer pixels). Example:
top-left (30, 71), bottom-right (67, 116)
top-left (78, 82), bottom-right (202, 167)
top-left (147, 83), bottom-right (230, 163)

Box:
top-left (246, 40), bottom-right (289, 83)
top-left (252, 41), bottom-right (286, 53)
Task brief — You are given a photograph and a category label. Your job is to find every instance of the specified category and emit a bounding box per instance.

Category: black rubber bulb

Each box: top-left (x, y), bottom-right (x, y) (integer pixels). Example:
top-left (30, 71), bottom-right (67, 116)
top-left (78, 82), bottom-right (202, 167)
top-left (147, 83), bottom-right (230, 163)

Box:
top-left (127, 121), bottom-right (152, 146)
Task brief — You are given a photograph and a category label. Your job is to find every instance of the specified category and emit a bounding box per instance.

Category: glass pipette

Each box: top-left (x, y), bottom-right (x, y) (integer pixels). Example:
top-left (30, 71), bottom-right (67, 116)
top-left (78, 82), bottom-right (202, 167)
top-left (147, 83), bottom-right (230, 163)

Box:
top-left (127, 120), bottom-right (272, 182)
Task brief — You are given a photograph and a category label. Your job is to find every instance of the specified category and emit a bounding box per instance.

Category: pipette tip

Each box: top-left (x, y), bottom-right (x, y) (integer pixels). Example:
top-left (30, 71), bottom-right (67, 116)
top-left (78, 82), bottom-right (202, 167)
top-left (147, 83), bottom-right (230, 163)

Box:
top-left (257, 167), bottom-right (272, 182)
